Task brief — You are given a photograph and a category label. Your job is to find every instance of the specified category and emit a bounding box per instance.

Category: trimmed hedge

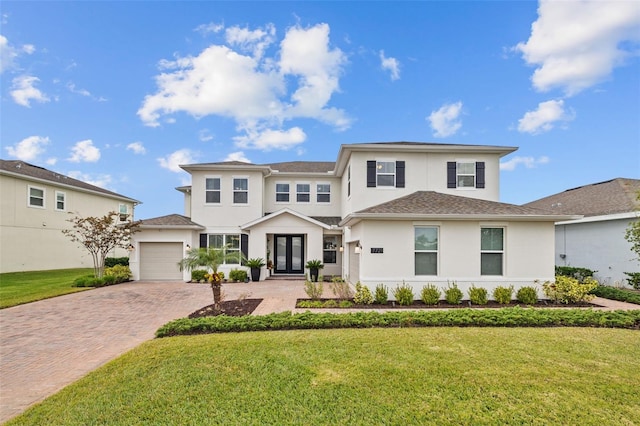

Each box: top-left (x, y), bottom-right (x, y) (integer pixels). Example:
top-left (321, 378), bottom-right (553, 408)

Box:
top-left (105, 257), bottom-right (130, 267)
top-left (591, 285), bottom-right (640, 305)
top-left (156, 308), bottom-right (640, 337)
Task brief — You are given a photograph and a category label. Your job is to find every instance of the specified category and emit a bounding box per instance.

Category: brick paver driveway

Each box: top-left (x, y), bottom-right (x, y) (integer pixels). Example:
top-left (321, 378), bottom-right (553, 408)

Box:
top-left (0, 281), bottom-right (212, 423)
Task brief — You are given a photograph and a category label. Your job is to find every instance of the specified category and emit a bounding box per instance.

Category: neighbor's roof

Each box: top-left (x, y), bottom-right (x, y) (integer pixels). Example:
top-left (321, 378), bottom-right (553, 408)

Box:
top-left (0, 159), bottom-right (139, 203)
top-left (341, 191), bottom-right (578, 226)
top-left (138, 214), bottom-right (204, 229)
top-left (524, 178), bottom-right (640, 217)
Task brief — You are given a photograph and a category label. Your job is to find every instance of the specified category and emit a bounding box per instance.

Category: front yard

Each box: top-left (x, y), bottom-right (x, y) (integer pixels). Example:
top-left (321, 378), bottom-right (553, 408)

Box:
top-left (7, 327), bottom-right (640, 425)
top-left (0, 268), bottom-right (93, 308)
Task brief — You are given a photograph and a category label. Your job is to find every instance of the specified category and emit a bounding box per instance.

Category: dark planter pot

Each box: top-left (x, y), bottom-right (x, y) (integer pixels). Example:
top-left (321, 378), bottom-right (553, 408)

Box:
top-left (250, 267), bottom-right (261, 282)
top-left (310, 268), bottom-right (319, 282)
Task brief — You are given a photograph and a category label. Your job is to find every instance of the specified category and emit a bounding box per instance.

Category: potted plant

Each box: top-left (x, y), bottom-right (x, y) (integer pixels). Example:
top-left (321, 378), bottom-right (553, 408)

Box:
top-left (246, 258), bottom-right (265, 282)
top-left (305, 259), bottom-right (324, 282)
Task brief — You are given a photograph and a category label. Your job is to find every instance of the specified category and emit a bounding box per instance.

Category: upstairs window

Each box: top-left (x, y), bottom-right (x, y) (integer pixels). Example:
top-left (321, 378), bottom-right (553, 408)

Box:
top-left (275, 183), bottom-right (290, 202)
top-left (233, 178), bottom-right (248, 204)
top-left (119, 204), bottom-right (129, 221)
top-left (347, 165), bottom-right (351, 197)
top-left (447, 161), bottom-right (485, 189)
top-left (28, 186), bottom-right (44, 208)
top-left (367, 160), bottom-right (405, 188)
top-left (317, 184), bottom-right (330, 203)
top-left (55, 191), bottom-right (66, 211)
top-left (296, 183), bottom-right (310, 203)
top-left (206, 178), bottom-right (221, 204)
top-left (481, 227), bottom-right (504, 275)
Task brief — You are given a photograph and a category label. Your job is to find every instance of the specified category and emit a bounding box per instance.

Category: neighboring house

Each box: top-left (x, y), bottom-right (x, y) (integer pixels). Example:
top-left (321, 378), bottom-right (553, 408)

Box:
top-left (131, 142), bottom-right (576, 298)
top-left (0, 160), bottom-right (140, 273)
top-left (525, 178), bottom-right (640, 287)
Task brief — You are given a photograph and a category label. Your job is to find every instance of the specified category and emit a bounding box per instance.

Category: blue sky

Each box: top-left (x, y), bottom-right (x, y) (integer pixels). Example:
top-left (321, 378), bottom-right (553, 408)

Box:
top-left (2, 1), bottom-right (639, 219)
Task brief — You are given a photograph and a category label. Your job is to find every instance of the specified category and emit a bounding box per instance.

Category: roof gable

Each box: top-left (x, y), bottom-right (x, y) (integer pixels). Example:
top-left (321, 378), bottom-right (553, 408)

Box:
top-left (241, 208), bottom-right (332, 230)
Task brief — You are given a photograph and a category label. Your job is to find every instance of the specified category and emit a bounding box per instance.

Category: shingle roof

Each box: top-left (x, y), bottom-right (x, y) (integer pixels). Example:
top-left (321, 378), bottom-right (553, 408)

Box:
top-left (524, 178), bottom-right (640, 217)
top-left (356, 191), bottom-right (560, 216)
top-left (310, 216), bottom-right (342, 226)
top-left (0, 159), bottom-right (138, 202)
top-left (139, 214), bottom-right (204, 228)
top-left (266, 161), bottom-right (335, 173)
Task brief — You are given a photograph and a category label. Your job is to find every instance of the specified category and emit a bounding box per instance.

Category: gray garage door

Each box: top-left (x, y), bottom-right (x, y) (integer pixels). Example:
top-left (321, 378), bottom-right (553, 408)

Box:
top-left (348, 242), bottom-right (360, 284)
top-left (139, 242), bottom-right (183, 280)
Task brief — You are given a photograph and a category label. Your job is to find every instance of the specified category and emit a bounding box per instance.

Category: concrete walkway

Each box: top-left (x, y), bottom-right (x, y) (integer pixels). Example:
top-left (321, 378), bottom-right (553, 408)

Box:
top-left (0, 280), bottom-right (638, 423)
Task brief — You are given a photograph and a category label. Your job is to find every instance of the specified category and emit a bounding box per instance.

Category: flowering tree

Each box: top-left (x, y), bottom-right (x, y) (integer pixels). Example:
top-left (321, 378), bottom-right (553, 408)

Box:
top-left (62, 211), bottom-right (140, 278)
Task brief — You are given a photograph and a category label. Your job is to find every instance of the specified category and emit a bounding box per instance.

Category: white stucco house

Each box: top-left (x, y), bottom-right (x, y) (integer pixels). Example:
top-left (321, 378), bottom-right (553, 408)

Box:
top-left (131, 142), bottom-right (577, 297)
top-left (0, 160), bottom-right (140, 273)
top-left (525, 178), bottom-right (640, 287)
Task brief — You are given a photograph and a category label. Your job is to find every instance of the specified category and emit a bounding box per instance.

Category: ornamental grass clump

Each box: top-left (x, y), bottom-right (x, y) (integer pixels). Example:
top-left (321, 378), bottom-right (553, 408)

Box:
top-left (493, 285), bottom-right (514, 304)
top-left (444, 282), bottom-right (463, 304)
top-left (353, 282), bottom-right (374, 305)
top-left (374, 284), bottom-right (389, 304)
top-left (331, 277), bottom-right (353, 300)
top-left (468, 285), bottom-right (488, 305)
top-left (393, 283), bottom-right (414, 306)
top-left (543, 275), bottom-right (597, 304)
top-left (421, 284), bottom-right (441, 305)
top-left (516, 286), bottom-right (538, 305)
top-left (304, 280), bottom-right (324, 301)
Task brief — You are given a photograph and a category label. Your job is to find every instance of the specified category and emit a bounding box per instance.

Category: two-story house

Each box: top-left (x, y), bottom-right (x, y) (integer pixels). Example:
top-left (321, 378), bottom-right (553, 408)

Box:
top-left (130, 142), bottom-right (577, 296)
top-left (0, 160), bottom-right (140, 273)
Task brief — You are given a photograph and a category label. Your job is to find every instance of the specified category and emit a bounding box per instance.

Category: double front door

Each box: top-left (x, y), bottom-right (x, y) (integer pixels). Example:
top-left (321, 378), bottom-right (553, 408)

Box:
top-left (274, 234), bottom-right (304, 274)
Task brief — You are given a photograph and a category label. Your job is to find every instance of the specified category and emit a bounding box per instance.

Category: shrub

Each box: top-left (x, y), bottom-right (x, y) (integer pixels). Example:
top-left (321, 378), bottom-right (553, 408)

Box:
top-left (624, 272), bottom-right (640, 290)
top-left (323, 300), bottom-right (338, 308)
top-left (374, 284), bottom-right (389, 304)
top-left (591, 285), bottom-right (640, 305)
top-left (555, 266), bottom-right (596, 282)
top-left (102, 275), bottom-right (117, 286)
top-left (191, 270), bottom-right (207, 282)
top-left (493, 286), bottom-right (514, 304)
top-left (353, 282), bottom-right (374, 305)
top-left (104, 265), bottom-right (131, 283)
top-left (73, 275), bottom-right (95, 287)
top-left (393, 283), bottom-right (414, 306)
top-left (331, 277), bottom-right (353, 300)
top-left (339, 300), bottom-right (354, 308)
top-left (543, 275), bottom-right (597, 304)
top-left (468, 285), bottom-right (488, 305)
top-left (105, 257), bottom-right (129, 267)
top-left (516, 286), bottom-right (538, 305)
top-left (229, 269), bottom-right (247, 282)
top-left (444, 282), bottom-right (463, 305)
top-left (304, 280), bottom-right (324, 300)
top-left (421, 284), bottom-right (441, 306)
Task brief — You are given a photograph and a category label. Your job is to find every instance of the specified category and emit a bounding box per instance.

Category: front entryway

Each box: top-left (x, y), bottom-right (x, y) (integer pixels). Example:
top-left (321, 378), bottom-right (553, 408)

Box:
top-left (274, 234), bottom-right (304, 274)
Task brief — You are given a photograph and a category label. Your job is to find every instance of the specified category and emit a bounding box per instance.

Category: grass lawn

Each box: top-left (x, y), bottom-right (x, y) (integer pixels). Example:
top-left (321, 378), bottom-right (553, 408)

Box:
top-left (0, 268), bottom-right (93, 309)
top-left (7, 327), bottom-right (640, 425)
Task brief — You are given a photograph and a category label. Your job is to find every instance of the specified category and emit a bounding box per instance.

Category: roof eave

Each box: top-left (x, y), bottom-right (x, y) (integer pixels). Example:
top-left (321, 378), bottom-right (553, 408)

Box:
top-left (340, 213), bottom-right (581, 227)
top-left (180, 163), bottom-right (271, 175)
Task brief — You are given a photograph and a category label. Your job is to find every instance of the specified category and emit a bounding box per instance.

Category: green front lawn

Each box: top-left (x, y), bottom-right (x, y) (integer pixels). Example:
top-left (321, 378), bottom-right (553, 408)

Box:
top-left (0, 268), bottom-right (93, 309)
top-left (8, 327), bottom-right (640, 425)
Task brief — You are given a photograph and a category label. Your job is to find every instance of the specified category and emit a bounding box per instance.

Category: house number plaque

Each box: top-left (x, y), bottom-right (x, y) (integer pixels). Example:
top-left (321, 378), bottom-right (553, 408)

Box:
top-left (370, 248), bottom-right (384, 254)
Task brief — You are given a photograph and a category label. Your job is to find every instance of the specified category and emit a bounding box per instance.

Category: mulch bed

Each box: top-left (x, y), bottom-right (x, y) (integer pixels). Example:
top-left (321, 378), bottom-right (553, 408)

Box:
top-left (296, 299), bottom-right (603, 309)
top-left (188, 299), bottom-right (263, 318)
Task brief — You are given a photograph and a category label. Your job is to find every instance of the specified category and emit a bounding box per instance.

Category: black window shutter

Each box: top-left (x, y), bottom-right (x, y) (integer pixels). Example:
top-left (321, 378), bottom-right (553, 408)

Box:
top-left (199, 234), bottom-right (208, 248)
top-left (447, 162), bottom-right (456, 188)
top-left (367, 160), bottom-right (376, 187)
top-left (476, 162), bottom-right (485, 188)
top-left (241, 234), bottom-right (249, 265)
top-left (396, 161), bottom-right (405, 188)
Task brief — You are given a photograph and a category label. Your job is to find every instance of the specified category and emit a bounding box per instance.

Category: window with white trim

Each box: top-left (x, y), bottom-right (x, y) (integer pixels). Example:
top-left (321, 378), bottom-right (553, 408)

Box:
top-left (206, 177), bottom-right (221, 204)
top-left (276, 183), bottom-right (290, 202)
top-left (457, 162), bottom-right (476, 188)
top-left (347, 165), bottom-right (351, 197)
top-left (317, 183), bottom-right (330, 203)
top-left (119, 204), bottom-right (129, 221)
top-left (209, 234), bottom-right (241, 264)
top-left (296, 183), bottom-right (310, 203)
top-left (415, 227), bottom-right (438, 275)
top-left (481, 227), bottom-right (504, 275)
top-left (233, 178), bottom-right (248, 204)
top-left (323, 236), bottom-right (338, 264)
top-left (55, 191), bottom-right (66, 211)
top-left (376, 161), bottom-right (395, 187)
top-left (28, 186), bottom-right (44, 208)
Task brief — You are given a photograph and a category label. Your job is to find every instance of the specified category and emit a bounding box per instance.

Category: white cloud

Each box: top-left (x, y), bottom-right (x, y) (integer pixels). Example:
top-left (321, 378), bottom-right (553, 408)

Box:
top-left (68, 139), bottom-right (101, 163)
top-left (515, 0), bottom-right (640, 96)
top-left (138, 23), bottom-right (351, 150)
top-left (427, 101), bottom-right (463, 138)
top-left (22, 44), bottom-right (35, 54)
top-left (5, 135), bottom-right (50, 161)
top-left (10, 75), bottom-right (50, 107)
top-left (45, 157), bottom-right (57, 166)
top-left (224, 151), bottom-right (251, 163)
top-left (67, 171), bottom-right (112, 189)
top-left (195, 22), bottom-right (225, 35)
top-left (379, 50), bottom-right (400, 81)
top-left (500, 156), bottom-right (550, 171)
top-left (158, 149), bottom-right (197, 173)
top-left (517, 99), bottom-right (574, 134)
top-left (0, 35), bottom-right (35, 73)
top-left (233, 126), bottom-right (306, 151)
top-left (126, 141), bottom-right (146, 154)
top-left (198, 129), bottom-right (213, 142)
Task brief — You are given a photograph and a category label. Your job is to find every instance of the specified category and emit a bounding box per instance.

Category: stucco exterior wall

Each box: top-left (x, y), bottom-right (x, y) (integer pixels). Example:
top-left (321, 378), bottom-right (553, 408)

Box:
top-left (0, 174), bottom-right (135, 273)
top-left (263, 175), bottom-right (342, 217)
top-left (556, 217), bottom-right (638, 286)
